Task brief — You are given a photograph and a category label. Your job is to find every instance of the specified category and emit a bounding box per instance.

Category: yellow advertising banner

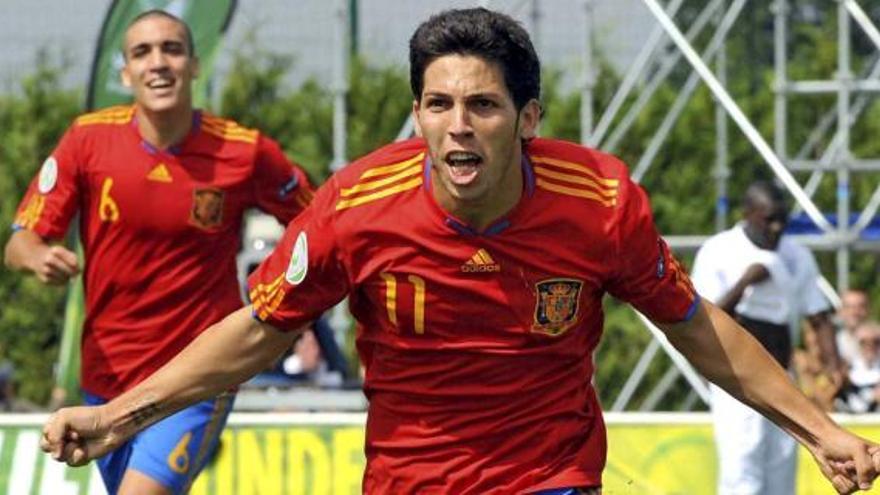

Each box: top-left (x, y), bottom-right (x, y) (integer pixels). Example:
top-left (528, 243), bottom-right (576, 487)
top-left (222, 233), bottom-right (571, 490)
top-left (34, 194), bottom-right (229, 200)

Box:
top-left (603, 415), bottom-right (880, 495)
top-left (188, 426), bottom-right (365, 495)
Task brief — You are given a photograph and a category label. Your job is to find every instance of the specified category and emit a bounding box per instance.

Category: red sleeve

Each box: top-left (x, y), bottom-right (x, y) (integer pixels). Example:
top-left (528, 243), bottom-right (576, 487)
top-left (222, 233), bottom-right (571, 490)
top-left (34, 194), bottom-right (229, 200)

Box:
top-left (247, 177), bottom-right (349, 331)
top-left (12, 126), bottom-right (82, 240)
top-left (251, 135), bottom-right (314, 225)
top-left (605, 177), bottom-right (698, 323)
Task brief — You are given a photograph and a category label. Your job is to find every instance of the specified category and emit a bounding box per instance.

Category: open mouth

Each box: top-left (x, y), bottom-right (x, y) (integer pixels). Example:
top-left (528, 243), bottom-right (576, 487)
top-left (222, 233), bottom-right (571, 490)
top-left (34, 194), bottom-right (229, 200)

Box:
top-left (444, 150), bottom-right (483, 185)
top-left (146, 77), bottom-right (175, 92)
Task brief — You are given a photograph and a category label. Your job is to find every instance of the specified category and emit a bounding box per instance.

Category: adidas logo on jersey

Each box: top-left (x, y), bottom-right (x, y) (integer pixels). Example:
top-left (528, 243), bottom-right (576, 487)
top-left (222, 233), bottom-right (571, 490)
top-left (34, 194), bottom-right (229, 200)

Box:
top-left (147, 163), bottom-right (173, 183)
top-left (461, 249), bottom-right (501, 273)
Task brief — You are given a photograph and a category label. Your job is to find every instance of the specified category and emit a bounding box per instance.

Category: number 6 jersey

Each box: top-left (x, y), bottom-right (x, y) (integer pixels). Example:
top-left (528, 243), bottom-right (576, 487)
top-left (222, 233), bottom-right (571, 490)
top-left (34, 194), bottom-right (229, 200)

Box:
top-left (13, 105), bottom-right (313, 399)
top-left (248, 137), bottom-right (698, 494)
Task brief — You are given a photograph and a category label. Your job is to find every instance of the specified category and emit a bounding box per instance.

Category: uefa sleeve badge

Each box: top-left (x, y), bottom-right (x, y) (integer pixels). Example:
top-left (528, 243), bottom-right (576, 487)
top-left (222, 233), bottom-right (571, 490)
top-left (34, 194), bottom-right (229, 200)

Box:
top-left (285, 231), bottom-right (309, 285)
top-left (38, 156), bottom-right (58, 194)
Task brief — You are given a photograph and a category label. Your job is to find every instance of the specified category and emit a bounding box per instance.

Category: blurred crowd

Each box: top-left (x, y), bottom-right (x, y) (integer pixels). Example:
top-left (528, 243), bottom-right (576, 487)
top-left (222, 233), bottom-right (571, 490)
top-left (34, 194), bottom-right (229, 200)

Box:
top-left (244, 317), bottom-right (354, 391)
top-left (794, 289), bottom-right (880, 413)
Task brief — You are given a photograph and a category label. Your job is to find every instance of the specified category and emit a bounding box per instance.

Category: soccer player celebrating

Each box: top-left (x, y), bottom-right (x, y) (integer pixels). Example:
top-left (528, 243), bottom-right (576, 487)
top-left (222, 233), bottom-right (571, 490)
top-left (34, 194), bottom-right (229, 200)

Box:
top-left (6, 10), bottom-right (313, 495)
top-left (39, 8), bottom-right (880, 494)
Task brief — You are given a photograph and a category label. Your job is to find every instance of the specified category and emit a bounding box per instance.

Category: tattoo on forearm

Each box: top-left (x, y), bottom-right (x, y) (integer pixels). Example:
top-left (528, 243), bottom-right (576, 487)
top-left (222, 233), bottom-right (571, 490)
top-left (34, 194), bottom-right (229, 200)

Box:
top-left (125, 395), bottom-right (162, 428)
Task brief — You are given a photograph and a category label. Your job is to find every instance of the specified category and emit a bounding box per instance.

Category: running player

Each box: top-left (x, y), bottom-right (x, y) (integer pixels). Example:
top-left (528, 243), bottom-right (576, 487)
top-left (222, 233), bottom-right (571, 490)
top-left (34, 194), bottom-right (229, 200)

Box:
top-left (6, 10), bottom-right (313, 495)
top-left (40, 8), bottom-right (880, 494)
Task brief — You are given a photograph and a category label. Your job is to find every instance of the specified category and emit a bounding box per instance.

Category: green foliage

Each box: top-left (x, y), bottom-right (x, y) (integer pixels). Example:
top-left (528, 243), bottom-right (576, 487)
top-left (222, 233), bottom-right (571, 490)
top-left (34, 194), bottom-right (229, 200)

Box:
top-left (218, 45), bottom-right (332, 182)
top-left (0, 52), bottom-right (81, 403)
top-left (219, 44), bottom-right (410, 183)
top-left (346, 58), bottom-right (412, 161)
top-left (593, 299), bottom-right (650, 407)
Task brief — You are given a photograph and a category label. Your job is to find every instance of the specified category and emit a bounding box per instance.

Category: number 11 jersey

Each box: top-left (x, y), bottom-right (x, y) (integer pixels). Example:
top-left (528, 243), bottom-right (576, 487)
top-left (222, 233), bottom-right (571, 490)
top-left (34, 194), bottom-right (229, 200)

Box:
top-left (248, 137), bottom-right (698, 494)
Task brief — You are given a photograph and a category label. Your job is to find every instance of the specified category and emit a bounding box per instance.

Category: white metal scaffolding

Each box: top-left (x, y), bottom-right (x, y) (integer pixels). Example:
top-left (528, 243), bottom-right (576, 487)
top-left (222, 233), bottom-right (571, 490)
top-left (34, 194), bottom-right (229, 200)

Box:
top-left (595, 0), bottom-right (880, 410)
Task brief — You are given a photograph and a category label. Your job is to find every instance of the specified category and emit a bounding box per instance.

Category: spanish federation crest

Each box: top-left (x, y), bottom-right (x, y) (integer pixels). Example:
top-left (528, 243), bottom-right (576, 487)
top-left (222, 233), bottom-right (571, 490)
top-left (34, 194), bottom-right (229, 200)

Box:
top-left (532, 278), bottom-right (583, 336)
top-left (189, 187), bottom-right (224, 230)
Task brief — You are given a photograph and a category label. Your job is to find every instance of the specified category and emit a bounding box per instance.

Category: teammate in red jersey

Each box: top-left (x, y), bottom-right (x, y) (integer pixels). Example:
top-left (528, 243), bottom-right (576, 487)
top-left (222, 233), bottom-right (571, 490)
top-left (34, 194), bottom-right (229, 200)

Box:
top-left (5, 10), bottom-right (313, 495)
top-left (40, 7), bottom-right (880, 494)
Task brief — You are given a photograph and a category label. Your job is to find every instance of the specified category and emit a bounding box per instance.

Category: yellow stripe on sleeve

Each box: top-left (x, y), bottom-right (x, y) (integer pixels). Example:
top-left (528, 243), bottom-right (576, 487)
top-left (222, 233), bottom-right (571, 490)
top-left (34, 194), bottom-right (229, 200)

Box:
top-left (533, 166), bottom-right (618, 197)
top-left (340, 165), bottom-right (422, 197)
top-left (531, 156), bottom-right (620, 187)
top-left (15, 194), bottom-right (46, 230)
top-left (75, 106), bottom-right (135, 126)
top-left (536, 179), bottom-right (617, 207)
top-left (201, 123), bottom-right (258, 143)
top-left (360, 153), bottom-right (425, 179)
top-left (250, 274), bottom-right (285, 318)
top-left (335, 177), bottom-right (423, 211)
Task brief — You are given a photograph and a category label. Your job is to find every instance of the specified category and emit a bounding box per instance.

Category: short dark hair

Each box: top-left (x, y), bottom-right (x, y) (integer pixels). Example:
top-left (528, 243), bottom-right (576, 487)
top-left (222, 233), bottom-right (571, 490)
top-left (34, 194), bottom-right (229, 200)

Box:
top-left (409, 8), bottom-right (540, 110)
top-left (743, 180), bottom-right (786, 210)
top-left (123, 9), bottom-right (196, 59)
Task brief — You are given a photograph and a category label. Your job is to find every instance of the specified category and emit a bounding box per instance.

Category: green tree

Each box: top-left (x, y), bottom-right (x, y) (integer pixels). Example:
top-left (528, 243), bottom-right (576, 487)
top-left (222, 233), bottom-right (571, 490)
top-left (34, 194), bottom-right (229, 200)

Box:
top-left (0, 52), bottom-right (81, 403)
top-left (219, 45), bottom-right (411, 183)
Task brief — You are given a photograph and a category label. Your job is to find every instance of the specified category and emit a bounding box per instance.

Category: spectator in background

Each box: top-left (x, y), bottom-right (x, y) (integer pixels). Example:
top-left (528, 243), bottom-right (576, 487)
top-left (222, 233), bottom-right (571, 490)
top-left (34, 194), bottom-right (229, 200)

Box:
top-left (691, 180), bottom-right (841, 495)
top-left (794, 321), bottom-right (843, 412)
top-left (246, 318), bottom-right (349, 390)
top-left (282, 319), bottom-right (349, 388)
top-left (839, 321), bottom-right (880, 413)
top-left (0, 360), bottom-right (15, 411)
top-left (837, 289), bottom-right (871, 367)
top-left (0, 357), bottom-right (41, 412)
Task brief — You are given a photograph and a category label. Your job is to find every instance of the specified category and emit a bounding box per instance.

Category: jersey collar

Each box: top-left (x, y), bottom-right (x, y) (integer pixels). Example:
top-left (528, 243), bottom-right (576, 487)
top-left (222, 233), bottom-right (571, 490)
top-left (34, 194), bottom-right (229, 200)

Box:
top-left (132, 109), bottom-right (202, 156)
top-left (422, 152), bottom-right (536, 237)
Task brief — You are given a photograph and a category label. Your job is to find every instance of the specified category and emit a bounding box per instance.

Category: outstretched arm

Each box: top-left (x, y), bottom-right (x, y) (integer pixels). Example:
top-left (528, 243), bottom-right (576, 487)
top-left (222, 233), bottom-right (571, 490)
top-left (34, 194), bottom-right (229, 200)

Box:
top-left (40, 306), bottom-right (299, 465)
top-left (657, 300), bottom-right (879, 494)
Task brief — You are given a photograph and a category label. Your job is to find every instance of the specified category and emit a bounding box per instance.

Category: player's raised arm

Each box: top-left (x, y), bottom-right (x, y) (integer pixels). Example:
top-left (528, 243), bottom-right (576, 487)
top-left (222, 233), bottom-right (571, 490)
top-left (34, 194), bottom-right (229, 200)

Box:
top-left (656, 299), bottom-right (880, 494)
top-left (40, 306), bottom-right (300, 466)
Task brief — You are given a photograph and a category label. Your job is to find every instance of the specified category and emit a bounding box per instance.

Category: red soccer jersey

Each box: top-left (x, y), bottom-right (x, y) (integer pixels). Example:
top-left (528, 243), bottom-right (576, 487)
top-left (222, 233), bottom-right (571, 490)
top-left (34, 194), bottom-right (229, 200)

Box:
top-left (13, 105), bottom-right (313, 399)
top-left (249, 137), bottom-right (697, 493)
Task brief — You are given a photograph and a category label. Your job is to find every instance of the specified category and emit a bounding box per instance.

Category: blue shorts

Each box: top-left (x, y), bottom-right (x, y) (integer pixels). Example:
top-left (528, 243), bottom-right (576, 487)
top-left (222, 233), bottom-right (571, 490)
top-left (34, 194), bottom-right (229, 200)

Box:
top-left (84, 391), bottom-right (234, 494)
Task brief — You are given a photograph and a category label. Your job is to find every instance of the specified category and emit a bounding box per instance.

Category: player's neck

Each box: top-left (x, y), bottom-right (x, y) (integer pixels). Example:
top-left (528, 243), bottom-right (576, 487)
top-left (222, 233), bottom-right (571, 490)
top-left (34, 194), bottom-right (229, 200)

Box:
top-left (134, 105), bottom-right (194, 150)
top-left (435, 154), bottom-right (524, 232)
